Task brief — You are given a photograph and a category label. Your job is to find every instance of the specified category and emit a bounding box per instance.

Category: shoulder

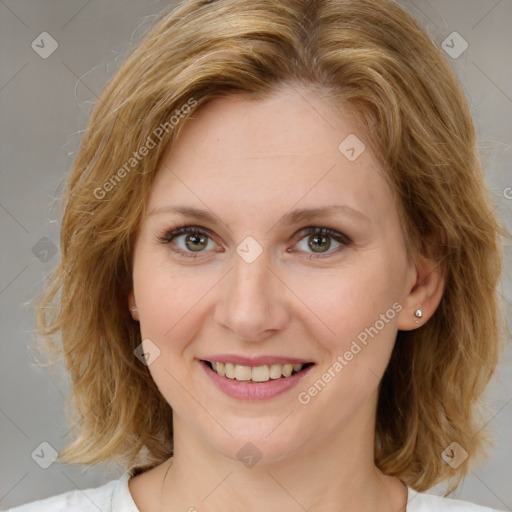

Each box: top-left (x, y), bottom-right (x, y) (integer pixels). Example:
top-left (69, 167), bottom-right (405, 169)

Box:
top-left (5, 472), bottom-right (138, 512)
top-left (407, 487), bottom-right (506, 512)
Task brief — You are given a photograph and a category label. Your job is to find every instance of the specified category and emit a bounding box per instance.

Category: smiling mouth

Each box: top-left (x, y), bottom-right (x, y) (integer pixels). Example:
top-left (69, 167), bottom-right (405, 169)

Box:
top-left (202, 360), bottom-right (315, 383)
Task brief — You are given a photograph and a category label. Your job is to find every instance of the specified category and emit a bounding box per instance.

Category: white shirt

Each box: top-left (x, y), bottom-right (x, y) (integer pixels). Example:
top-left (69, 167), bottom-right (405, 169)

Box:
top-left (5, 472), bottom-right (505, 511)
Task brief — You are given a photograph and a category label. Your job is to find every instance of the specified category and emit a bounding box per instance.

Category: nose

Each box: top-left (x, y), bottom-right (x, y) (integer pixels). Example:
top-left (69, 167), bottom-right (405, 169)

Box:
top-left (214, 248), bottom-right (289, 342)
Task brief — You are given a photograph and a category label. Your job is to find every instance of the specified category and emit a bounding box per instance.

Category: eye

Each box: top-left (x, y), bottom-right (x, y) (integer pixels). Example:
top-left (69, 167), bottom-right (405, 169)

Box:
top-left (156, 226), bottom-right (219, 258)
top-left (292, 227), bottom-right (351, 258)
top-left (157, 225), bottom-right (352, 259)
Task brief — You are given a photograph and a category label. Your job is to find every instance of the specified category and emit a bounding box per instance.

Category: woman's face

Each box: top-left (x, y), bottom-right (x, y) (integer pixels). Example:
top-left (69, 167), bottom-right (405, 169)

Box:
top-left (129, 87), bottom-right (419, 465)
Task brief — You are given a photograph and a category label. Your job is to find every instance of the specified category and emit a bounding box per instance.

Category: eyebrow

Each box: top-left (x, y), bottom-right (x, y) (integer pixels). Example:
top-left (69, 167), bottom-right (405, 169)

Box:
top-left (147, 204), bottom-right (371, 229)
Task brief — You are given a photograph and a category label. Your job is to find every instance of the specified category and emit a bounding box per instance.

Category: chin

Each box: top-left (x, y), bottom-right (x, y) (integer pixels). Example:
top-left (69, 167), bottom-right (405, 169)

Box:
top-left (205, 424), bottom-right (308, 468)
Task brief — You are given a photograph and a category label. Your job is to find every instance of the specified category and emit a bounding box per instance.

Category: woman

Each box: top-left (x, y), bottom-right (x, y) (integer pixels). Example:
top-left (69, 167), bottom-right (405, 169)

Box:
top-left (11, 0), bottom-right (507, 510)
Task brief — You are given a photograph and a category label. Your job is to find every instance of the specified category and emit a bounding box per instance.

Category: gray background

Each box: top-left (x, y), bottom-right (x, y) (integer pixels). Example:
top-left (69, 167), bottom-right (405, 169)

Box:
top-left (1, 0), bottom-right (511, 509)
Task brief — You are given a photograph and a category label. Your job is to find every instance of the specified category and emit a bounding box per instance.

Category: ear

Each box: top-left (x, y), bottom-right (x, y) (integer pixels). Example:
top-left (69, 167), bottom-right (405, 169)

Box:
top-left (127, 289), bottom-right (140, 321)
top-left (397, 254), bottom-right (445, 331)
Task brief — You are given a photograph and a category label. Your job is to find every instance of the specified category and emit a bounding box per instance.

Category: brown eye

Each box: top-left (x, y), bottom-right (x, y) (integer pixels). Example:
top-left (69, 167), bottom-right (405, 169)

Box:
top-left (308, 233), bottom-right (332, 253)
top-left (184, 232), bottom-right (208, 251)
top-left (158, 226), bottom-right (217, 258)
top-left (295, 227), bottom-right (351, 258)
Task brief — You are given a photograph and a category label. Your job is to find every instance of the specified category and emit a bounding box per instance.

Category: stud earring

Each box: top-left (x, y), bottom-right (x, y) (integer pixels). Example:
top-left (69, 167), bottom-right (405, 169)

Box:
top-left (414, 309), bottom-right (423, 318)
top-left (130, 306), bottom-right (137, 312)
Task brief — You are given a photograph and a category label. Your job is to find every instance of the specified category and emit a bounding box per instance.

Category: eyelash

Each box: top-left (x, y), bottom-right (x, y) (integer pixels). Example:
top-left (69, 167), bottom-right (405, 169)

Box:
top-left (156, 225), bottom-right (352, 260)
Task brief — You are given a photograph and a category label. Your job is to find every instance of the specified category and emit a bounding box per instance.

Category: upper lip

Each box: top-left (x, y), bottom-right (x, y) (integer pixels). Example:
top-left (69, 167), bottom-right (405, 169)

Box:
top-left (200, 355), bottom-right (315, 366)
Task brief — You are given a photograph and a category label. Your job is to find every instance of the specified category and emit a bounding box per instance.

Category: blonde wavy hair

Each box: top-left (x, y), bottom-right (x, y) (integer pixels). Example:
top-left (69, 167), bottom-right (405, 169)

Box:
top-left (35, 0), bottom-right (506, 494)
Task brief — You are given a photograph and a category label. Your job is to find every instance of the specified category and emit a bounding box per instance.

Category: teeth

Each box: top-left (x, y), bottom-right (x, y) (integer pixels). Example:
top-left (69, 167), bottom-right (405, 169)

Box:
top-left (252, 365), bottom-right (269, 382)
top-left (235, 365), bottom-right (252, 381)
top-left (225, 362), bottom-right (235, 379)
top-left (269, 364), bottom-right (282, 379)
top-left (281, 363), bottom-right (293, 377)
top-left (209, 361), bottom-right (306, 382)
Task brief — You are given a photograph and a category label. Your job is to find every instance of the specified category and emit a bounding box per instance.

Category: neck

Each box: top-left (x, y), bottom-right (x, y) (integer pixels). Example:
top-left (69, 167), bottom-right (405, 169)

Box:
top-left (154, 402), bottom-right (407, 512)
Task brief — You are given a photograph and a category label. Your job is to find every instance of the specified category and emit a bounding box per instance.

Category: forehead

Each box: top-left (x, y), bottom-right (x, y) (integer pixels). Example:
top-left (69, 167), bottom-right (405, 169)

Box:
top-left (148, 88), bottom-right (396, 231)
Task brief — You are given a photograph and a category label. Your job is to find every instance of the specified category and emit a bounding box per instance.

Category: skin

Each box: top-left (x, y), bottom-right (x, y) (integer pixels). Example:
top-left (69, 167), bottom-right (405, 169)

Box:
top-left (127, 86), bottom-right (444, 512)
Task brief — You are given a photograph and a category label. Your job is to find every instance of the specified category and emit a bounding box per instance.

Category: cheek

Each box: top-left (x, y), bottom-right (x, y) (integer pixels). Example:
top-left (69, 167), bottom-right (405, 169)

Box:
top-left (133, 257), bottom-right (220, 355)
top-left (290, 257), bottom-right (404, 363)
top-left (132, 262), bottom-right (213, 411)
top-left (290, 261), bottom-right (404, 419)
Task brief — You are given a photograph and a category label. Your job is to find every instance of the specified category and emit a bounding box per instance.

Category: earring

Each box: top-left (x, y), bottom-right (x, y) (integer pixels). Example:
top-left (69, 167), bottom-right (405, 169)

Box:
top-left (414, 309), bottom-right (423, 318)
top-left (130, 306), bottom-right (137, 312)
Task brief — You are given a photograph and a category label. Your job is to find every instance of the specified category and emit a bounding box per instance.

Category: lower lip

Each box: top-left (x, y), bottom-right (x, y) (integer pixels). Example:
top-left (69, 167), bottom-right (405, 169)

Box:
top-left (199, 360), bottom-right (314, 401)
